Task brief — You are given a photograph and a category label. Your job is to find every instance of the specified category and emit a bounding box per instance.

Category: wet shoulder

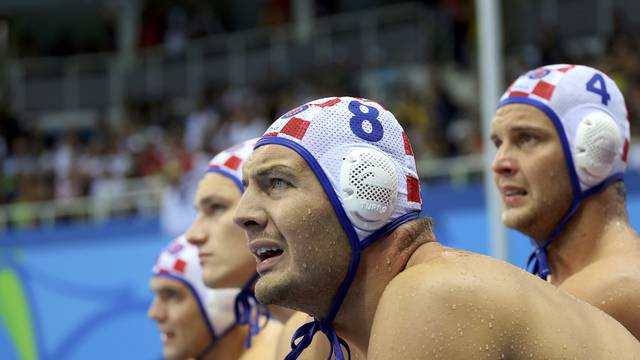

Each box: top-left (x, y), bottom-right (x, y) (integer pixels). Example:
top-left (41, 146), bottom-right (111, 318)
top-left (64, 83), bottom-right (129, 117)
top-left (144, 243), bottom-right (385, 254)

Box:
top-left (560, 255), bottom-right (640, 340)
top-left (240, 319), bottom-right (284, 360)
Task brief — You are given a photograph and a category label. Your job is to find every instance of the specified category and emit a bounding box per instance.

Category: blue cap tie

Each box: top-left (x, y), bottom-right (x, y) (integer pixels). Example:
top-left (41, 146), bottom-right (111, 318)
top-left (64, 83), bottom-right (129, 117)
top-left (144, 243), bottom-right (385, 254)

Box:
top-left (284, 319), bottom-right (351, 360)
top-left (233, 275), bottom-right (271, 348)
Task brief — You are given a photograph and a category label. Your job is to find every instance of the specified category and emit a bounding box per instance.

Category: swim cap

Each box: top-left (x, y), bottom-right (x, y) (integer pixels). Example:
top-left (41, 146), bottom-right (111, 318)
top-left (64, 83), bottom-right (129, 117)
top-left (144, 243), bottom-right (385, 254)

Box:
top-left (258, 96), bottom-right (422, 246)
top-left (152, 235), bottom-right (238, 340)
top-left (498, 64), bottom-right (631, 279)
top-left (499, 64), bottom-right (630, 193)
top-left (207, 137), bottom-right (259, 192)
top-left (257, 96), bottom-right (423, 360)
top-left (203, 137), bottom-right (270, 348)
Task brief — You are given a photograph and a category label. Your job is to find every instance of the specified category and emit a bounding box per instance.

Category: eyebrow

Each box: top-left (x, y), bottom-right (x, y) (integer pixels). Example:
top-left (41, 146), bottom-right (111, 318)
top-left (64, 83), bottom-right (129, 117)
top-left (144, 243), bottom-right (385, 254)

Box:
top-left (255, 164), bottom-right (299, 179)
top-left (196, 194), bottom-right (229, 209)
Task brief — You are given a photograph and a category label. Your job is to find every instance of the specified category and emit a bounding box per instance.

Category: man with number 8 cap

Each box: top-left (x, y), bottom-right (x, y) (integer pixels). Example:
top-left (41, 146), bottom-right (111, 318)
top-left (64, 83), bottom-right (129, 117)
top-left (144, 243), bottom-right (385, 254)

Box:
top-left (235, 96), bottom-right (640, 359)
top-left (491, 64), bottom-right (640, 339)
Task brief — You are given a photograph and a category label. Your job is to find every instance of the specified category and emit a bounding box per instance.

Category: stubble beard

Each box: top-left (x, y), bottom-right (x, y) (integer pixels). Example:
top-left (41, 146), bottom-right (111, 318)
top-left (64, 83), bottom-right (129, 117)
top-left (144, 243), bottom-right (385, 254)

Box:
top-left (254, 269), bottom-right (336, 318)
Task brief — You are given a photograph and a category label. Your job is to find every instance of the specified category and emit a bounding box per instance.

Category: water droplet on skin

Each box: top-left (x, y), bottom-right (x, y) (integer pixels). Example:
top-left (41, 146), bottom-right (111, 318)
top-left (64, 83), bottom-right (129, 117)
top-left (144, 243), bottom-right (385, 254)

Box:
top-left (488, 322), bottom-right (493, 329)
top-left (303, 263), bottom-right (307, 269)
top-left (451, 304), bottom-right (457, 310)
top-left (307, 208), bottom-right (312, 215)
top-left (386, 258), bottom-right (391, 265)
top-left (490, 314), bottom-right (494, 320)
top-left (601, 300), bottom-right (607, 305)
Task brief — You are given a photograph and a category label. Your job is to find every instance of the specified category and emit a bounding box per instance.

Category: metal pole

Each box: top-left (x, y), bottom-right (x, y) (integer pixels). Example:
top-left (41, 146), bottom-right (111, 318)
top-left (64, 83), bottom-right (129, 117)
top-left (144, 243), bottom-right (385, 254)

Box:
top-left (476, 0), bottom-right (508, 260)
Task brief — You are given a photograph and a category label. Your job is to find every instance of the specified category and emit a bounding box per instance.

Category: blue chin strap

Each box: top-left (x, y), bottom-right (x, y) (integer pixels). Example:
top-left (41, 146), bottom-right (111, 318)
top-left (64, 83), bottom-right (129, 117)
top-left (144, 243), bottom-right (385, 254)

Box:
top-left (256, 137), bottom-right (422, 360)
top-left (234, 273), bottom-right (271, 348)
top-left (527, 174), bottom-right (623, 279)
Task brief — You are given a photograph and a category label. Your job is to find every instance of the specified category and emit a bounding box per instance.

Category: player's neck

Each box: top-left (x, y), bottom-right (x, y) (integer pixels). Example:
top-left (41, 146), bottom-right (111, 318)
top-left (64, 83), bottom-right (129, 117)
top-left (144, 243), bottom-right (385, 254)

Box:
top-left (546, 185), bottom-right (632, 284)
top-left (203, 324), bottom-right (248, 360)
top-left (332, 218), bottom-right (434, 356)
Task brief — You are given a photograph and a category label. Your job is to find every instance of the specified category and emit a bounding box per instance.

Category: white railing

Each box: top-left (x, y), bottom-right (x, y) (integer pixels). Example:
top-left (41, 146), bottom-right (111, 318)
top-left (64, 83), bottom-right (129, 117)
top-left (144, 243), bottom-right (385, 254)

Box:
top-left (0, 175), bottom-right (164, 232)
top-left (0, 155), bottom-right (476, 232)
top-left (1, 142), bottom-right (639, 233)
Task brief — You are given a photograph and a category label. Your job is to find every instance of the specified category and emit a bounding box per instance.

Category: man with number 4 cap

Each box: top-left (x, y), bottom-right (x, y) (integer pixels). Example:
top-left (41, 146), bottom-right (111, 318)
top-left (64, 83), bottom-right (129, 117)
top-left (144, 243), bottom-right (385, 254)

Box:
top-left (492, 64), bottom-right (640, 339)
top-left (234, 96), bottom-right (640, 359)
top-left (186, 138), bottom-right (284, 359)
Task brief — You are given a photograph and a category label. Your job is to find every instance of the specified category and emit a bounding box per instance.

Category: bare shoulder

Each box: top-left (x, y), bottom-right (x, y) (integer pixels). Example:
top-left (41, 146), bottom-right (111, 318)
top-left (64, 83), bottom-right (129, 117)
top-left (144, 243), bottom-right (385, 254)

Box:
top-left (368, 249), bottom-right (640, 359)
top-left (240, 318), bottom-right (284, 360)
top-left (560, 253), bottom-right (640, 339)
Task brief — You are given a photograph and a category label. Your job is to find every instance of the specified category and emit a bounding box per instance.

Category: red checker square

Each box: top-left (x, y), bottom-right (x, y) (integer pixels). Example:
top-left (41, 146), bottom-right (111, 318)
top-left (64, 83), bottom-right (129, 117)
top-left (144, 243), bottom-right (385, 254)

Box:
top-left (622, 138), bottom-right (629, 162)
top-left (508, 91), bottom-right (529, 98)
top-left (402, 132), bottom-right (414, 156)
top-left (531, 81), bottom-right (555, 100)
top-left (263, 132), bottom-right (278, 137)
top-left (406, 175), bottom-right (421, 203)
top-left (224, 155), bottom-right (242, 170)
top-left (558, 65), bottom-right (575, 73)
top-left (313, 97), bottom-right (341, 108)
top-left (281, 117), bottom-right (311, 140)
top-left (173, 259), bottom-right (187, 273)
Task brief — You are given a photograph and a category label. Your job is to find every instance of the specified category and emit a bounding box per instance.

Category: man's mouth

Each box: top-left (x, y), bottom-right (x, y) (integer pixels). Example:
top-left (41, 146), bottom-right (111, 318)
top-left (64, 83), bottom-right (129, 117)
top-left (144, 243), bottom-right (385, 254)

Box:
top-left (502, 186), bottom-right (528, 205)
top-left (254, 247), bottom-right (284, 262)
top-left (249, 241), bottom-right (285, 273)
top-left (161, 331), bottom-right (175, 343)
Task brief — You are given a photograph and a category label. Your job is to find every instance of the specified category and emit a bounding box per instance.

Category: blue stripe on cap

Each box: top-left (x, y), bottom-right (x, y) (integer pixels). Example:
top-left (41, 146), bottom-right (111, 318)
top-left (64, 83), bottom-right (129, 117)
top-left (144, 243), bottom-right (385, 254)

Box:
top-left (206, 168), bottom-right (244, 192)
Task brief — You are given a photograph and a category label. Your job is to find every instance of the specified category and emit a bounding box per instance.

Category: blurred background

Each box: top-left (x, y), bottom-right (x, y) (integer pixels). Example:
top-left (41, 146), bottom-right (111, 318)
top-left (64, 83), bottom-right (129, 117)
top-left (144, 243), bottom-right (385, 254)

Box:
top-left (0, 0), bottom-right (639, 359)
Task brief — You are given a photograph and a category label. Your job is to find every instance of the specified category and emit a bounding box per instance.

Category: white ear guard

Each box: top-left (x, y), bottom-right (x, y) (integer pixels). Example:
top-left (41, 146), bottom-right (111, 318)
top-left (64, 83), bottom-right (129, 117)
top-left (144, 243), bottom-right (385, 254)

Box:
top-left (574, 111), bottom-right (622, 187)
top-left (339, 147), bottom-right (398, 231)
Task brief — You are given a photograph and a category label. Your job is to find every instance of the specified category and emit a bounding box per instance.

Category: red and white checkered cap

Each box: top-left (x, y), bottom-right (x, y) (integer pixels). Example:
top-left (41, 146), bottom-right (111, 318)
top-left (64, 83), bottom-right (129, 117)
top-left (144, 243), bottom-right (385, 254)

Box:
top-left (207, 138), bottom-right (259, 192)
top-left (499, 64), bottom-right (630, 192)
top-left (256, 96), bottom-right (422, 244)
top-left (152, 235), bottom-right (238, 338)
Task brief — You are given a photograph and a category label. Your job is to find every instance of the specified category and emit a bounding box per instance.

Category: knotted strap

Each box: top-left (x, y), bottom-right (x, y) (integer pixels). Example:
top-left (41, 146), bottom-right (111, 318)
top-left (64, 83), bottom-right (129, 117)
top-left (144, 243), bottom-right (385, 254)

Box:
top-left (527, 244), bottom-right (552, 280)
top-left (233, 276), bottom-right (271, 348)
top-left (284, 319), bottom-right (351, 360)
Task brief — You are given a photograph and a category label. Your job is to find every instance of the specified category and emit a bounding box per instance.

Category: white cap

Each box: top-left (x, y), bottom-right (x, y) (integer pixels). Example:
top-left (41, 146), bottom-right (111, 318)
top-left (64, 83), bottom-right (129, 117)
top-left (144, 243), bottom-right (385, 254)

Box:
top-left (499, 64), bottom-right (630, 193)
top-left (152, 235), bottom-right (238, 339)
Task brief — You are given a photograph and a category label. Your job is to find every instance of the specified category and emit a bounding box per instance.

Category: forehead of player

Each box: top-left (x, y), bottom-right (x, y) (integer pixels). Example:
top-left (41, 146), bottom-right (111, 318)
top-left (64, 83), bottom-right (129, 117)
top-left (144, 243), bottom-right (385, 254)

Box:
top-left (241, 145), bottom-right (310, 189)
top-left (490, 104), bottom-right (556, 143)
top-left (150, 276), bottom-right (187, 297)
top-left (194, 173), bottom-right (240, 211)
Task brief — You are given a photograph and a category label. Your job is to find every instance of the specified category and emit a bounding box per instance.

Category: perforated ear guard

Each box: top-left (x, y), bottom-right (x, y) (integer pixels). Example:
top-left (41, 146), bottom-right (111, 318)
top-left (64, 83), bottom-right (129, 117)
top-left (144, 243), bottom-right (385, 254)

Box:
top-left (340, 147), bottom-right (398, 231)
top-left (574, 111), bottom-right (622, 187)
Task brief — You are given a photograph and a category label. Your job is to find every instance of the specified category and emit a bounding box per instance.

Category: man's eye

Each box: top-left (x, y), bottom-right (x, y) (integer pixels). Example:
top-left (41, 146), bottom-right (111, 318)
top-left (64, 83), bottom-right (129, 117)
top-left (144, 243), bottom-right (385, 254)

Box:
top-left (270, 178), bottom-right (290, 190)
top-left (160, 291), bottom-right (181, 301)
top-left (492, 138), bottom-right (502, 149)
top-left (206, 204), bottom-right (226, 216)
top-left (518, 133), bottom-right (538, 145)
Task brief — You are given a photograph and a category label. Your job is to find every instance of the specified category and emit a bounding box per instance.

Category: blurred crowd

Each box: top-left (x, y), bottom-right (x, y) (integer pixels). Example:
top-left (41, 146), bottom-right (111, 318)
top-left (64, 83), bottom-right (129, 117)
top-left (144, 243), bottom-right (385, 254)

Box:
top-left (1, 0), bottom-right (640, 230)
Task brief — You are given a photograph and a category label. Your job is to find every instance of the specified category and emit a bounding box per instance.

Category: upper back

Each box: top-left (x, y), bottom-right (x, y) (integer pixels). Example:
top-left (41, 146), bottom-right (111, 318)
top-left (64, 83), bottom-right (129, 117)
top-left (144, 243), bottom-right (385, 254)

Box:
top-left (368, 244), bottom-right (640, 359)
